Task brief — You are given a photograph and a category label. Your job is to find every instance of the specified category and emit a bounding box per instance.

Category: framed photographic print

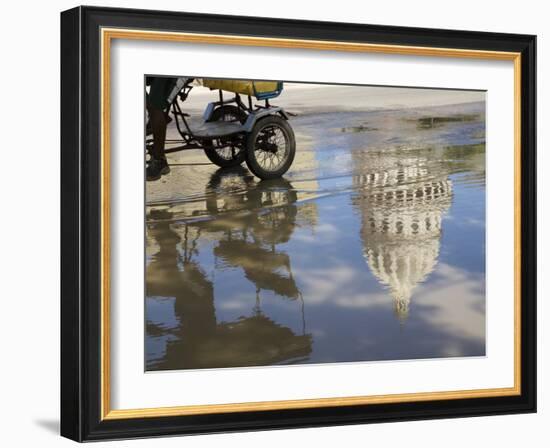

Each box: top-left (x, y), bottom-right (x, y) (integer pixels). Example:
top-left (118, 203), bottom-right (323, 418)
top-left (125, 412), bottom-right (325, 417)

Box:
top-left (60, 6), bottom-right (536, 442)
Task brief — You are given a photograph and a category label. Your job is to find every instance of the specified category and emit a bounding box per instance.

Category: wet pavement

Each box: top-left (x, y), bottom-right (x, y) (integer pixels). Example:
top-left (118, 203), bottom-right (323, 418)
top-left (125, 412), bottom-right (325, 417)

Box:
top-left (145, 88), bottom-right (486, 371)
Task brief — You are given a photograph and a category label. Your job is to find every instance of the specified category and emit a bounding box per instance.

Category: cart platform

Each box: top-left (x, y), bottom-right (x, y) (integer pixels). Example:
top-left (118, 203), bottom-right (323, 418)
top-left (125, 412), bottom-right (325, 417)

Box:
top-left (191, 120), bottom-right (246, 139)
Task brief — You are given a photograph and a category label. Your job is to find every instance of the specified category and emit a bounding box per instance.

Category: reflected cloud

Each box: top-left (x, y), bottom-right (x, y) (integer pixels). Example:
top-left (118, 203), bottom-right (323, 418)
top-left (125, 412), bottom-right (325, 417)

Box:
top-left (414, 263), bottom-right (485, 342)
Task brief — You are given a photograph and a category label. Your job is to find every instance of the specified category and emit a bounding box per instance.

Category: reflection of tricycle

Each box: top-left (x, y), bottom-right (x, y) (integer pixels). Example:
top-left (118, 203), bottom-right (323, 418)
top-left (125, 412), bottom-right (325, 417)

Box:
top-left (147, 78), bottom-right (296, 180)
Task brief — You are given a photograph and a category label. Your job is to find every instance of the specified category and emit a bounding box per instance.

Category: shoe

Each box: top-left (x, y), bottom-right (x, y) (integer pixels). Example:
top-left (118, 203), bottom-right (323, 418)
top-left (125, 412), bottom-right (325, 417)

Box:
top-left (146, 158), bottom-right (170, 181)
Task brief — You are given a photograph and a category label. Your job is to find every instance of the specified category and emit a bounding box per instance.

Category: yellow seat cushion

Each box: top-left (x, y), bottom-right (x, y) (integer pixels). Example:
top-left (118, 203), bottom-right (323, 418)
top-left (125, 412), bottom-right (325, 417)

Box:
top-left (202, 79), bottom-right (279, 96)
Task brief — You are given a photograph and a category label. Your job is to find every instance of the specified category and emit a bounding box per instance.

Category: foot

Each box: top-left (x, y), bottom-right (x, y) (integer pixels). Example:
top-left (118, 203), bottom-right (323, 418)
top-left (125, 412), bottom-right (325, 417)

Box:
top-left (146, 158), bottom-right (170, 181)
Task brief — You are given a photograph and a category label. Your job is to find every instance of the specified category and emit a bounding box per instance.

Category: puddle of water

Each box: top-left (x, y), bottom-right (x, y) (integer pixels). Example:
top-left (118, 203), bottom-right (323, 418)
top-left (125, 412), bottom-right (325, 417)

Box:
top-left (145, 101), bottom-right (486, 371)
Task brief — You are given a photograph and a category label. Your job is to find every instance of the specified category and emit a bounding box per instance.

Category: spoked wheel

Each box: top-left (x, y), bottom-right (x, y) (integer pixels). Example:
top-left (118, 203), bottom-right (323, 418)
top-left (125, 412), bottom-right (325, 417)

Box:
top-left (245, 115), bottom-right (296, 180)
top-left (203, 105), bottom-right (247, 168)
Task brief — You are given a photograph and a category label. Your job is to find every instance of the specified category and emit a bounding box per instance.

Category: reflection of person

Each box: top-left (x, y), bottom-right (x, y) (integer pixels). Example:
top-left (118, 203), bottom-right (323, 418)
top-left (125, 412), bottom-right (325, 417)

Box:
top-left (146, 209), bottom-right (217, 369)
top-left (145, 76), bottom-right (183, 181)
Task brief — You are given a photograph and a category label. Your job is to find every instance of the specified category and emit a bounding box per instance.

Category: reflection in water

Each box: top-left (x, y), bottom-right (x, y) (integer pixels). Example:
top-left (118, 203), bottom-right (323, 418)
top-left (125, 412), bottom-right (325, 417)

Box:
top-left (146, 101), bottom-right (486, 370)
top-left (146, 174), bottom-right (313, 370)
top-left (352, 152), bottom-right (452, 319)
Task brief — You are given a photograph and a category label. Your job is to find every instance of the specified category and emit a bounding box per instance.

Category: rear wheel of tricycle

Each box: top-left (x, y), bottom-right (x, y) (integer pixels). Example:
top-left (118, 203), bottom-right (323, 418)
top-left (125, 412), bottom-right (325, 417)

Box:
top-left (203, 105), bottom-right (247, 168)
top-left (245, 115), bottom-right (296, 180)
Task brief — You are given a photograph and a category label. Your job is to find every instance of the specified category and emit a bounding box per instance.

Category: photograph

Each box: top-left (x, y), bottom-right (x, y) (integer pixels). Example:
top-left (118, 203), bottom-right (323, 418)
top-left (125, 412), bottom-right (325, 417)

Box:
top-left (56, 5), bottom-right (537, 442)
top-left (144, 77), bottom-right (487, 371)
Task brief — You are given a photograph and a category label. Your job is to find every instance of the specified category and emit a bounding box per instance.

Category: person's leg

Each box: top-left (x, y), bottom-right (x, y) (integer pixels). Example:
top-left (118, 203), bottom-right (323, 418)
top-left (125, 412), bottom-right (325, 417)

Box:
top-left (146, 77), bottom-right (176, 181)
top-left (147, 104), bottom-right (168, 161)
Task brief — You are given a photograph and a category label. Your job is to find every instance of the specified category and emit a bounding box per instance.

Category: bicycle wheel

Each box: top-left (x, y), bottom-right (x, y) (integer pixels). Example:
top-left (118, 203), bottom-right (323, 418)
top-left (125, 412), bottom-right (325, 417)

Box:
top-left (245, 115), bottom-right (296, 180)
top-left (203, 105), bottom-right (247, 168)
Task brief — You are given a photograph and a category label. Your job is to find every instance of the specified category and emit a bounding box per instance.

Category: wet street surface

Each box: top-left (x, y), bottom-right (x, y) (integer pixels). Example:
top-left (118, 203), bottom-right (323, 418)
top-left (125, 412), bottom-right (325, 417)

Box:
top-left (145, 94), bottom-right (486, 371)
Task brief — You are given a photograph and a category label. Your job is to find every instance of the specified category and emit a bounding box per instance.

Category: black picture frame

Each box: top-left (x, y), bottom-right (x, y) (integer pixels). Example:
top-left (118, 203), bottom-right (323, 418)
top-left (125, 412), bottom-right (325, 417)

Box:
top-left (61, 5), bottom-right (536, 442)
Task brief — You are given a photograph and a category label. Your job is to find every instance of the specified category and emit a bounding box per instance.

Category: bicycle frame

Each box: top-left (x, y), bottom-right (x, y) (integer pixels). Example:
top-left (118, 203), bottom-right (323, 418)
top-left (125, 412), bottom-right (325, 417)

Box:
top-left (147, 82), bottom-right (290, 155)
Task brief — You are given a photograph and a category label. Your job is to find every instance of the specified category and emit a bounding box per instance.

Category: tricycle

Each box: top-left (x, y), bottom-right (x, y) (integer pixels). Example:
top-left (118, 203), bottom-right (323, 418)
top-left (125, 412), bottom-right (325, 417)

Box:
top-left (146, 78), bottom-right (296, 180)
